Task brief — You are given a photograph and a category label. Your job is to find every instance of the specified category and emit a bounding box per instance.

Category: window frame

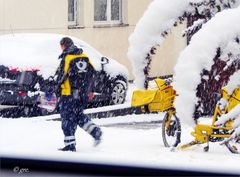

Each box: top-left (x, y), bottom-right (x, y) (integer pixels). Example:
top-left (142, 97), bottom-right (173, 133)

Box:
top-left (94, 0), bottom-right (122, 25)
top-left (68, 0), bottom-right (78, 26)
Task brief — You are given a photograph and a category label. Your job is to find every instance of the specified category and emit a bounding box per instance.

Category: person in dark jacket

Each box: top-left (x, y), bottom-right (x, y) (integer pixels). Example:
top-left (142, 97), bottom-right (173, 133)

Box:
top-left (55, 37), bottom-right (102, 152)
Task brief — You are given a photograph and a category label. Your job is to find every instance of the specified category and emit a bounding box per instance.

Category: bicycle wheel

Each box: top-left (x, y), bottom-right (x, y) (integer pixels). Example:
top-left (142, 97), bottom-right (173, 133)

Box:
top-left (162, 110), bottom-right (181, 147)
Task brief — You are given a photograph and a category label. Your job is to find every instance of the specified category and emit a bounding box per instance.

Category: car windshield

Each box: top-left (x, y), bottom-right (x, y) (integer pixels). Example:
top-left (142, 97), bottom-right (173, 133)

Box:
top-left (15, 72), bottom-right (33, 86)
top-left (75, 43), bottom-right (102, 70)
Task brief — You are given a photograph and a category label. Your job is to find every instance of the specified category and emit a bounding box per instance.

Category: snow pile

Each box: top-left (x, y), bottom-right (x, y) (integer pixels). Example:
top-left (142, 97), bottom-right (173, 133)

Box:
top-left (173, 7), bottom-right (240, 126)
top-left (128, 0), bottom-right (240, 89)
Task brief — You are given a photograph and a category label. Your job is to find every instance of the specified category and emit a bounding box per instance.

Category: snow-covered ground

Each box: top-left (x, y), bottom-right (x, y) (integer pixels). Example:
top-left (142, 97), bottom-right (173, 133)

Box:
top-left (0, 84), bottom-right (239, 175)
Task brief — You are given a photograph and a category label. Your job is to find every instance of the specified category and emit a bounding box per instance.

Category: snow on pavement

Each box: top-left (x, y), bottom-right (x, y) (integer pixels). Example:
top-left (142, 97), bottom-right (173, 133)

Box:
top-left (0, 83), bottom-right (240, 175)
top-left (0, 113), bottom-right (239, 175)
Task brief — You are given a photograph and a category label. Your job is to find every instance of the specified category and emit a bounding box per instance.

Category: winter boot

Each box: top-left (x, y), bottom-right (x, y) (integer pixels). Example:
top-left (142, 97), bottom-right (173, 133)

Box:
top-left (93, 129), bottom-right (102, 147)
top-left (59, 136), bottom-right (76, 152)
top-left (82, 121), bottom-right (102, 147)
top-left (58, 144), bottom-right (76, 152)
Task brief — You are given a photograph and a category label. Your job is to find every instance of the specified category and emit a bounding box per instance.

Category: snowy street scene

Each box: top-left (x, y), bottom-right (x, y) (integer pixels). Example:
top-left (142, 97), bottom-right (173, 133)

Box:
top-left (1, 0), bottom-right (240, 176)
top-left (1, 85), bottom-right (240, 176)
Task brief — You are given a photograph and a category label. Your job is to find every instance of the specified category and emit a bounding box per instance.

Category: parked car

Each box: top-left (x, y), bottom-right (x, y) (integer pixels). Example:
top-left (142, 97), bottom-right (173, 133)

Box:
top-left (0, 33), bottom-right (128, 117)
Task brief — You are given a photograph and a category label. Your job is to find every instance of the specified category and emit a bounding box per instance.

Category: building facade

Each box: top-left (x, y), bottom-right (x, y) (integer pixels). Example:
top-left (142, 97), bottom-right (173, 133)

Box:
top-left (0, 0), bottom-right (186, 79)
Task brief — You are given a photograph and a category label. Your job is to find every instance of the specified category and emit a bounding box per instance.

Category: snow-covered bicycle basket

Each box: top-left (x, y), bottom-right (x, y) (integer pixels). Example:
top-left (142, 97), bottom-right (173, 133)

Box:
top-left (131, 78), bottom-right (176, 112)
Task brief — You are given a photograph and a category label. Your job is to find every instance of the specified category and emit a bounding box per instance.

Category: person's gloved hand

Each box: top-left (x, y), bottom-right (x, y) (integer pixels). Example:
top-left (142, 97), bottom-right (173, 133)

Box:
top-left (46, 85), bottom-right (58, 94)
top-left (43, 76), bottom-right (58, 94)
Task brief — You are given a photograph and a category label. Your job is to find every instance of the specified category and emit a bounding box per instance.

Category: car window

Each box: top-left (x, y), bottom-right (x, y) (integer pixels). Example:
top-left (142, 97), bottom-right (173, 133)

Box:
top-left (15, 72), bottom-right (33, 85)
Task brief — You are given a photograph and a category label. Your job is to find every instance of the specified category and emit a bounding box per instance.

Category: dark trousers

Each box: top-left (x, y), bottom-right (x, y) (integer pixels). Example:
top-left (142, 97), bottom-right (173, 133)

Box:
top-left (59, 95), bottom-right (102, 145)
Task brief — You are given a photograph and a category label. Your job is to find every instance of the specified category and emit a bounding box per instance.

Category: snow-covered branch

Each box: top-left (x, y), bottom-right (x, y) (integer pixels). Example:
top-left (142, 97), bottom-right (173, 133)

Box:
top-left (225, 70), bottom-right (240, 95)
top-left (214, 71), bottom-right (240, 139)
top-left (183, 19), bottom-right (205, 38)
top-left (128, 0), bottom-right (240, 89)
top-left (128, 0), bottom-right (188, 89)
top-left (215, 104), bottom-right (240, 126)
top-left (173, 6), bottom-right (240, 126)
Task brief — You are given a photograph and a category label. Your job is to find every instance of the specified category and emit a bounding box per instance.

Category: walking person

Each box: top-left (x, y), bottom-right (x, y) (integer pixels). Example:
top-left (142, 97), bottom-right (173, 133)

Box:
top-left (54, 37), bottom-right (102, 152)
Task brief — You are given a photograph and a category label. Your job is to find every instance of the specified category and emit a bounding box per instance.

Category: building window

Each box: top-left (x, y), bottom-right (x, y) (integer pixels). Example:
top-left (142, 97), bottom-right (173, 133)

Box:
top-left (68, 0), bottom-right (77, 26)
top-left (94, 0), bottom-right (122, 24)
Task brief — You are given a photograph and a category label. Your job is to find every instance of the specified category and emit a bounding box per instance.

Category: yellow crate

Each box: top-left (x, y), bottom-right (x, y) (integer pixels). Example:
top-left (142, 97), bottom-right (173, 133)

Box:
top-left (131, 79), bottom-right (176, 112)
top-left (148, 85), bottom-right (176, 112)
top-left (131, 90), bottom-right (156, 107)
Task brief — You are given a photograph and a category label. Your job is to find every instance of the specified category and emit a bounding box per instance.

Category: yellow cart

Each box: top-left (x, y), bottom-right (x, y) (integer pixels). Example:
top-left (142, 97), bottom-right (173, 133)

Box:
top-left (132, 78), bottom-right (181, 147)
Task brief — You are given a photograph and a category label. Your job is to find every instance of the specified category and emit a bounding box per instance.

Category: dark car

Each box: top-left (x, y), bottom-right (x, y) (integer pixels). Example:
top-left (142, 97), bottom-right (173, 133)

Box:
top-left (0, 34), bottom-right (128, 117)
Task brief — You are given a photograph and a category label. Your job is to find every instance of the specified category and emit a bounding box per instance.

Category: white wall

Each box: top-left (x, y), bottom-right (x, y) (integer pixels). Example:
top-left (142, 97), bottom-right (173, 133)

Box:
top-left (0, 0), bottom-right (67, 33)
top-left (150, 23), bottom-right (187, 77)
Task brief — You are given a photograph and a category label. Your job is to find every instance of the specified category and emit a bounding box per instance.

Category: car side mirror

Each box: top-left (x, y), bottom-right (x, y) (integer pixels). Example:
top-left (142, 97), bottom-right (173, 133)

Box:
top-left (101, 57), bottom-right (109, 71)
top-left (101, 57), bottom-right (109, 65)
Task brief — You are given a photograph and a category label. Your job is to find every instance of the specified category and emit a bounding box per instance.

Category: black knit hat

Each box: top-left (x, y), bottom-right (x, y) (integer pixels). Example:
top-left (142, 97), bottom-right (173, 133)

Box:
top-left (60, 37), bottom-right (74, 48)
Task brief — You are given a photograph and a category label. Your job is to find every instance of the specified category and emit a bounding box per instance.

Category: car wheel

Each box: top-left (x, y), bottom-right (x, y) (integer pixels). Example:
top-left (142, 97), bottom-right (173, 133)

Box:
top-left (109, 77), bottom-right (127, 105)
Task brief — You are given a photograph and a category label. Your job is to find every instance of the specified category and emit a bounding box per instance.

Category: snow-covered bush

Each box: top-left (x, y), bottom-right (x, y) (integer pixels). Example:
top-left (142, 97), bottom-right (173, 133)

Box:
top-left (128, 0), bottom-right (240, 89)
top-left (128, 0), bottom-right (240, 123)
top-left (173, 7), bottom-right (240, 126)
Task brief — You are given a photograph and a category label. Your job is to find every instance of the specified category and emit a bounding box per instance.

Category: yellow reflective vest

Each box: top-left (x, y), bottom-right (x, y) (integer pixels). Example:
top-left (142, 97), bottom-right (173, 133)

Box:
top-left (61, 53), bottom-right (89, 96)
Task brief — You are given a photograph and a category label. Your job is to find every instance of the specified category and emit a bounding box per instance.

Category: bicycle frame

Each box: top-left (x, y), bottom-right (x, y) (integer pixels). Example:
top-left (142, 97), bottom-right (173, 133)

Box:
top-left (179, 87), bottom-right (240, 151)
